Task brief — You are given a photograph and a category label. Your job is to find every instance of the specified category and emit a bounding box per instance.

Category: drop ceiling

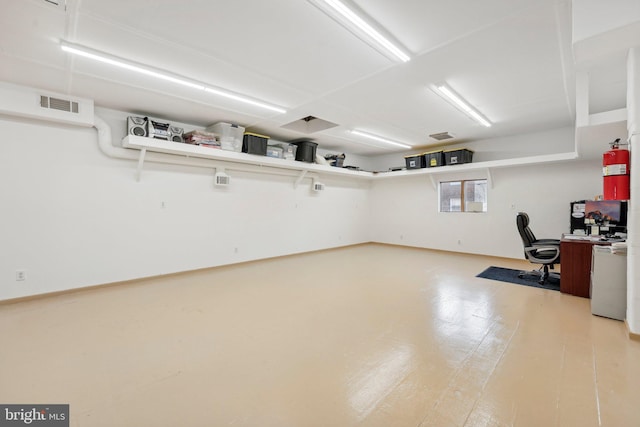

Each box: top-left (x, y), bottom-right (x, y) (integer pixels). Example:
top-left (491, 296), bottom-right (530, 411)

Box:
top-left (0, 0), bottom-right (626, 156)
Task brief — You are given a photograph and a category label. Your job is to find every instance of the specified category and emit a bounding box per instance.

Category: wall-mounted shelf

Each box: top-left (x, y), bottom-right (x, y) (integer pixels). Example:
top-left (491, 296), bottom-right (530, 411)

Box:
top-left (371, 151), bottom-right (580, 188)
top-left (121, 135), bottom-right (580, 188)
top-left (121, 135), bottom-right (373, 183)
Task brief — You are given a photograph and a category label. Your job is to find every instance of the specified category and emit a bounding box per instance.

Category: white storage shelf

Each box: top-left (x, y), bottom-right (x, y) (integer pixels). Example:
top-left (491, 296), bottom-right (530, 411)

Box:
top-left (372, 151), bottom-right (579, 189)
top-left (372, 152), bottom-right (579, 178)
top-left (121, 135), bottom-right (579, 185)
top-left (122, 135), bottom-right (372, 181)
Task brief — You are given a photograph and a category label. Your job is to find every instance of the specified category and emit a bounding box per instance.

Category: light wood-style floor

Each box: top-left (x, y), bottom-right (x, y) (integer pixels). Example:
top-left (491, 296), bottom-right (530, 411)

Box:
top-left (1, 244), bottom-right (639, 426)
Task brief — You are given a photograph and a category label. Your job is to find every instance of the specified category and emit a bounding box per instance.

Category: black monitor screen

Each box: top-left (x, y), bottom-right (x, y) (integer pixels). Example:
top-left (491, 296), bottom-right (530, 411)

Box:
top-left (585, 200), bottom-right (622, 223)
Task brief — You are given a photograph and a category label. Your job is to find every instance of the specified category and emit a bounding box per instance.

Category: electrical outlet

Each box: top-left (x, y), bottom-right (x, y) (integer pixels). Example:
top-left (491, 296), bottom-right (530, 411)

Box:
top-left (16, 270), bottom-right (26, 281)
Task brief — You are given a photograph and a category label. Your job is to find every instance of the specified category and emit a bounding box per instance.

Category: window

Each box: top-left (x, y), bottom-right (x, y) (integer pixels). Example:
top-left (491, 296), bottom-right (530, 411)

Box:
top-left (439, 179), bottom-right (487, 212)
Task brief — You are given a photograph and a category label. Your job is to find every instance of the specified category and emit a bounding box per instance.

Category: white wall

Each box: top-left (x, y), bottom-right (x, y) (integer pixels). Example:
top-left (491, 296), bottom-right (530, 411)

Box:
top-left (368, 160), bottom-right (602, 259)
top-left (0, 112), bottom-right (371, 301)
top-left (573, 0), bottom-right (640, 43)
top-left (0, 108), bottom-right (606, 302)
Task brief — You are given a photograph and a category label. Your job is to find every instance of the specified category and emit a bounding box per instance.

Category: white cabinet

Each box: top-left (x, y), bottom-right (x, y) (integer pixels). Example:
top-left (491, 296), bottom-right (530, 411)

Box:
top-left (590, 245), bottom-right (627, 320)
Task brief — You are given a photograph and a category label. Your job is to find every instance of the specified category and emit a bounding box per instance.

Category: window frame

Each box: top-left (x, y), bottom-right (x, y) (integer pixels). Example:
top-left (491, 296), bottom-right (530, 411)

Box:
top-left (438, 178), bottom-right (488, 213)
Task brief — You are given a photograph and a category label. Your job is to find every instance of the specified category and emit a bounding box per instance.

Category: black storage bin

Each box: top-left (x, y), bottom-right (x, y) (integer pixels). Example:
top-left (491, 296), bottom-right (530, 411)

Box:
top-left (425, 150), bottom-right (444, 168)
top-left (293, 140), bottom-right (318, 163)
top-left (242, 132), bottom-right (269, 155)
top-left (444, 148), bottom-right (473, 165)
top-left (404, 153), bottom-right (426, 169)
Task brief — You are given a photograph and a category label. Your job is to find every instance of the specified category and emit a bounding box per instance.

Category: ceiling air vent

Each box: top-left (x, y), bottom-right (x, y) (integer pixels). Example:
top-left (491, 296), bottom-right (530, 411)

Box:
top-left (429, 132), bottom-right (454, 141)
top-left (40, 96), bottom-right (79, 114)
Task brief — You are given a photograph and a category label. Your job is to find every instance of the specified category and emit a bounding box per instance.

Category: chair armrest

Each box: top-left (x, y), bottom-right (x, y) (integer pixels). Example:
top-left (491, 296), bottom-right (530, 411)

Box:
top-left (533, 239), bottom-right (561, 246)
top-left (524, 245), bottom-right (560, 263)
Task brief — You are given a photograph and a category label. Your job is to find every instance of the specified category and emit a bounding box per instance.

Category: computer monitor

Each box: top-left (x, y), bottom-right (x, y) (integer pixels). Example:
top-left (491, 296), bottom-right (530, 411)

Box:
top-left (584, 200), bottom-right (627, 233)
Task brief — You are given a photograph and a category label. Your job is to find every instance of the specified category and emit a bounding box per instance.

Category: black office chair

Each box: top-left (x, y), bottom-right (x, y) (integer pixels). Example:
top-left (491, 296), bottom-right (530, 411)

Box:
top-left (516, 212), bottom-right (560, 285)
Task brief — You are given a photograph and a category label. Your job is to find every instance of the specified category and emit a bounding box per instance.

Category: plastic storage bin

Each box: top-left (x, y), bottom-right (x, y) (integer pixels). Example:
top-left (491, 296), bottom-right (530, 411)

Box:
top-left (282, 144), bottom-right (296, 160)
top-left (266, 144), bottom-right (284, 159)
top-left (404, 153), bottom-right (425, 169)
top-left (206, 122), bottom-right (245, 152)
top-left (424, 150), bottom-right (444, 167)
top-left (444, 148), bottom-right (473, 165)
top-left (242, 132), bottom-right (269, 156)
top-left (292, 140), bottom-right (318, 163)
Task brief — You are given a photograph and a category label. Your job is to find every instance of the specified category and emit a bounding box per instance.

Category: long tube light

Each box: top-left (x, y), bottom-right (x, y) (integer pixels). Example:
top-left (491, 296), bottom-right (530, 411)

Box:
top-left (60, 41), bottom-right (287, 114)
top-left (350, 130), bottom-right (412, 149)
top-left (435, 85), bottom-right (491, 127)
top-left (307, 0), bottom-right (410, 63)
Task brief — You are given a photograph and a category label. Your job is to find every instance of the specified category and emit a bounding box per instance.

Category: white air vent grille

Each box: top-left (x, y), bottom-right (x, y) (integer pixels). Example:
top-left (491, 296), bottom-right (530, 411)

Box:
top-left (0, 82), bottom-right (93, 126)
top-left (215, 172), bottom-right (230, 186)
top-left (40, 96), bottom-right (79, 114)
top-left (429, 132), bottom-right (454, 141)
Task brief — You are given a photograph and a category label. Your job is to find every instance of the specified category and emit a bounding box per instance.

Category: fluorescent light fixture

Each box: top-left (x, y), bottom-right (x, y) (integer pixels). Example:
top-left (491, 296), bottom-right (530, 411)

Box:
top-left (350, 130), bottom-right (412, 149)
top-left (60, 41), bottom-right (287, 114)
top-left (307, 0), bottom-right (410, 62)
top-left (202, 87), bottom-right (286, 113)
top-left (435, 85), bottom-right (491, 127)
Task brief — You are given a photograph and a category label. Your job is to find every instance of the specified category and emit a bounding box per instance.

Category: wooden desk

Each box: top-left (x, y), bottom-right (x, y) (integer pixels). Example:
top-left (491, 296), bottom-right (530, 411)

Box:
top-left (560, 238), bottom-right (611, 298)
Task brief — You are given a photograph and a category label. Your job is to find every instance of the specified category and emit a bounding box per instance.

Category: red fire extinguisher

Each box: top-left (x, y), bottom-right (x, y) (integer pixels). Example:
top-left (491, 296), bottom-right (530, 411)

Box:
top-left (603, 138), bottom-right (630, 200)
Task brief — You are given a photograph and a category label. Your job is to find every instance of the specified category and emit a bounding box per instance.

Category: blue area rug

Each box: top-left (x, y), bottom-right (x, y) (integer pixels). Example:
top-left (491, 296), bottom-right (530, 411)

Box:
top-left (476, 266), bottom-right (560, 291)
